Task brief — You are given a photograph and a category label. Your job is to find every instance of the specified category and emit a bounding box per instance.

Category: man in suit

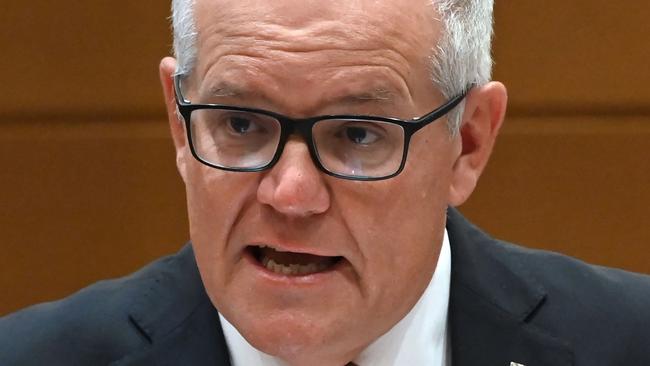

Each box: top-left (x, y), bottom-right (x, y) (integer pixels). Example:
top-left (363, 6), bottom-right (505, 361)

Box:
top-left (2, 0), bottom-right (649, 365)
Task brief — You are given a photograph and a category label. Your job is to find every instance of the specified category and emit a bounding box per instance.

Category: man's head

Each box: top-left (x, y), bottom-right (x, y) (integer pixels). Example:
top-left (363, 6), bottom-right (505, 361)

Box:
top-left (159, 0), bottom-right (506, 364)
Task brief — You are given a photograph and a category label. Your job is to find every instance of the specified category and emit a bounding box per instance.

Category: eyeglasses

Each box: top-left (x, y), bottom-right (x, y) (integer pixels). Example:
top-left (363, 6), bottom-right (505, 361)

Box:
top-left (174, 76), bottom-right (468, 181)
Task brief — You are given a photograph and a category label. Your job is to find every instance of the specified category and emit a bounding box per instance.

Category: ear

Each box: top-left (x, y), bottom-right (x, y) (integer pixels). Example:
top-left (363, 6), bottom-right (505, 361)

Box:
top-left (448, 81), bottom-right (507, 206)
top-left (159, 57), bottom-right (190, 183)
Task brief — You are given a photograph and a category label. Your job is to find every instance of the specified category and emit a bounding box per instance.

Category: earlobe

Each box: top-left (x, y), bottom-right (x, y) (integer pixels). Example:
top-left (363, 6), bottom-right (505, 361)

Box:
top-left (448, 82), bottom-right (507, 206)
top-left (159, 57), bottom-right (190, 181)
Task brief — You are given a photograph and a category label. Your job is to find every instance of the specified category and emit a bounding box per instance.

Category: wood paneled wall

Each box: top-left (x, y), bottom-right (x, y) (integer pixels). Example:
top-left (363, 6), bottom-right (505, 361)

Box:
top-left (1, 1), bottom-right (649, 315)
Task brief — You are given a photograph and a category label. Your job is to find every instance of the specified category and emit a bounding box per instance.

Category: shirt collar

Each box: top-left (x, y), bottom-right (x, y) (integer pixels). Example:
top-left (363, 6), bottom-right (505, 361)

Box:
top-left (219, 229), bottom-right (452, 366)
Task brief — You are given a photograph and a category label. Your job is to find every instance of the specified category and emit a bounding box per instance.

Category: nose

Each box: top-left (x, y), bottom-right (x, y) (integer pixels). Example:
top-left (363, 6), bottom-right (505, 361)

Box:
top-left (257, 138), bottom-right (331, 217)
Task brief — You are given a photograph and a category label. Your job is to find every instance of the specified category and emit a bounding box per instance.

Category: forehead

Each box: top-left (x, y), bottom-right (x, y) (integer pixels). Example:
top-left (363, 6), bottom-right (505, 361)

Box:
top-left (194, 0), bottom-right (436, 40)
top-left (190, 0), bottom-right (441, 113)
top-left (192, 0), bottom-right (439, 67)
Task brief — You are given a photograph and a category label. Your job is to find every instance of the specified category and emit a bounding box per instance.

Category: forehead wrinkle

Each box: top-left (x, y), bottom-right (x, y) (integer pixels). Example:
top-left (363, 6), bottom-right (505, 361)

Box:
top-left (212, 25), bottom-right (412, 76)
top-left (194, 0), bottom-right (439, 67)
top-left (202, 60), bottom-right (409, 110)
top-left (196, 62), bottom-right (413, 121)
top-left (197, 11), bottom-right (423, 83)
top-left (199, 45), bottom-right (415, 106)
top-left (193, 0), bottom-right (439, 112)
top-left (197, 40), bottom-right (414, 107)
top-left (201, 78), bottom-right (400, 113)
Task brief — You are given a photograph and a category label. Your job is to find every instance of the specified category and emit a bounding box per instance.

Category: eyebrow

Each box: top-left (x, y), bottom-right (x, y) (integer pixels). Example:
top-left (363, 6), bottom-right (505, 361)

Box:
top-left (208, 82), bottom-right (245, 98)
top-left (339, 88), bottom-right (396, 104)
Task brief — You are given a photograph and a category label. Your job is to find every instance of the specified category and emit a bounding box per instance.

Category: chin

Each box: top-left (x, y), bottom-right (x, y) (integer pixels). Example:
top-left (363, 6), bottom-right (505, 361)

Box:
top-left (240, 314), bottom-right (331, 359)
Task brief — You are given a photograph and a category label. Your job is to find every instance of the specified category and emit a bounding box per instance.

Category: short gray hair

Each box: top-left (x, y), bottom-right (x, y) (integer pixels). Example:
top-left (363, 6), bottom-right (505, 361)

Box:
top-left (171, 0), bottom-right (197, 77)
top-left (430, 0), bottom-right (494, 132)
top-left (170, 0), bottom-right (494, 133)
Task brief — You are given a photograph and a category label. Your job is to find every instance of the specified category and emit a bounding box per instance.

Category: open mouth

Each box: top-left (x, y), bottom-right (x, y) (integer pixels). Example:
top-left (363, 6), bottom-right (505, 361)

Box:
top-left (248, 245), bottom-right (344, 276)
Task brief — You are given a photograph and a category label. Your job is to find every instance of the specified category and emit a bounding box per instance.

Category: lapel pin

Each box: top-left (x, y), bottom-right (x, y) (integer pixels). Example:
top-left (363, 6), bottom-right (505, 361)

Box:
top-left (510, 363), bottom-right (525, 366)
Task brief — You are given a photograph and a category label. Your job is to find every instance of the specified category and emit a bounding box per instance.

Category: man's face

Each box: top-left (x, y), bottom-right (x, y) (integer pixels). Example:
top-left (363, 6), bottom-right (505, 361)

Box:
top-left (172, 0), bottom-right (463, 363)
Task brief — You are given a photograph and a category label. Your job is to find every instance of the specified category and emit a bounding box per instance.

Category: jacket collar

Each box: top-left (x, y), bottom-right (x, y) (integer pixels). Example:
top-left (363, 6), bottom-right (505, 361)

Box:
top-left (115, 244), bottom-right (230, 366)
top-left (446, 208), bottom-right (573, 366)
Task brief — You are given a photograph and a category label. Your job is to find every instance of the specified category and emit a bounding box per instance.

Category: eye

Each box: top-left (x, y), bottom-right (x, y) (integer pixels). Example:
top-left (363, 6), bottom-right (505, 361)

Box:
top-left (227, 114), bottom-right (263, 135)
top-left (341, 125), bottom-right (381, 145)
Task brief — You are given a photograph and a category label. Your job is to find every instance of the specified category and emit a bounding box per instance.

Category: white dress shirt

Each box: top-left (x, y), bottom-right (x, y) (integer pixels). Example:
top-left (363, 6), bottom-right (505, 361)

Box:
top-left (219, 229), bottom-right (452, 366)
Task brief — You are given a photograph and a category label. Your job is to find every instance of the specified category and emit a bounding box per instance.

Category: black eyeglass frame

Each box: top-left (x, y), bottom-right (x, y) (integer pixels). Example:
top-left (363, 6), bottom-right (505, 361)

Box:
top-left (174, 75), bottom-right (469, 181)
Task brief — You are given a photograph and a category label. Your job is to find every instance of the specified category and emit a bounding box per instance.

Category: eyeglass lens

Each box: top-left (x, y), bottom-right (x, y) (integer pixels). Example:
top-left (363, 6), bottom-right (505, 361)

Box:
top-left (188, 109), bottom-right (406, 178)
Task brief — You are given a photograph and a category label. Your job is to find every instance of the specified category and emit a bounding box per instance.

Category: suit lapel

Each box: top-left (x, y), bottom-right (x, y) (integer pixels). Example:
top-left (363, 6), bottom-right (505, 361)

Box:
top-left (446, 208), bottom-right (574, 366)
top-left (116, 300), bottom-right (231, 366)
top-left (112, 245), bottom-right (231, 366)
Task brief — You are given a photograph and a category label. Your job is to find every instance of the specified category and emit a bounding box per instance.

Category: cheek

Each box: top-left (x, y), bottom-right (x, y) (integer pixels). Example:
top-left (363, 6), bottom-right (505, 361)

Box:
top-left (345, 157), bottom-right (450, 255)
top-left (341, 193), bottom-right (442, 329)
top-left (185, 163), bottom-right (254, 231)
top-left (336, 176), bottom-right (446, 282)
top-left (183, 163), bottom-right (258, 283)
top-left (186, 166), bottom-right (231, 240)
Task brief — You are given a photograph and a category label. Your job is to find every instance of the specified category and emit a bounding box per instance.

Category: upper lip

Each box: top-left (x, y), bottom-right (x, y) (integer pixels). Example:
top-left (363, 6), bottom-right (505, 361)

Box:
top-left (247, 241), bottom-right (343, 258)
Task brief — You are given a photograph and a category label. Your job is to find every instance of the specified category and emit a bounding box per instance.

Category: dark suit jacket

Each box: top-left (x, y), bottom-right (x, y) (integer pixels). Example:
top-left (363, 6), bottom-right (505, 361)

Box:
top-left (2, 208), bottom-right (650, 365)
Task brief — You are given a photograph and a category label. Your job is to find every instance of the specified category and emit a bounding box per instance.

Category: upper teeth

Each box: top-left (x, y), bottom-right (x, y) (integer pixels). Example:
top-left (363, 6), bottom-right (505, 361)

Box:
top-left (258, 244), bottom-right (287, 252)
top-left (262, 256), bottom-right (330, 276)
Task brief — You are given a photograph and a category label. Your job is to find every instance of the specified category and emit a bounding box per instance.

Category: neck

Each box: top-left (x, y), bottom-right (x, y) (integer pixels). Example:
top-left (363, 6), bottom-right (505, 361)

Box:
top-left (271, 340), bottom-right (366, 366)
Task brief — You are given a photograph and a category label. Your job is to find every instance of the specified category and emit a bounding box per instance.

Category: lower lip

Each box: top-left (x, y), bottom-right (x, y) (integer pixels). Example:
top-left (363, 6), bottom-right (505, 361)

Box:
top-left (242, 249), bottom-right (348, 286)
